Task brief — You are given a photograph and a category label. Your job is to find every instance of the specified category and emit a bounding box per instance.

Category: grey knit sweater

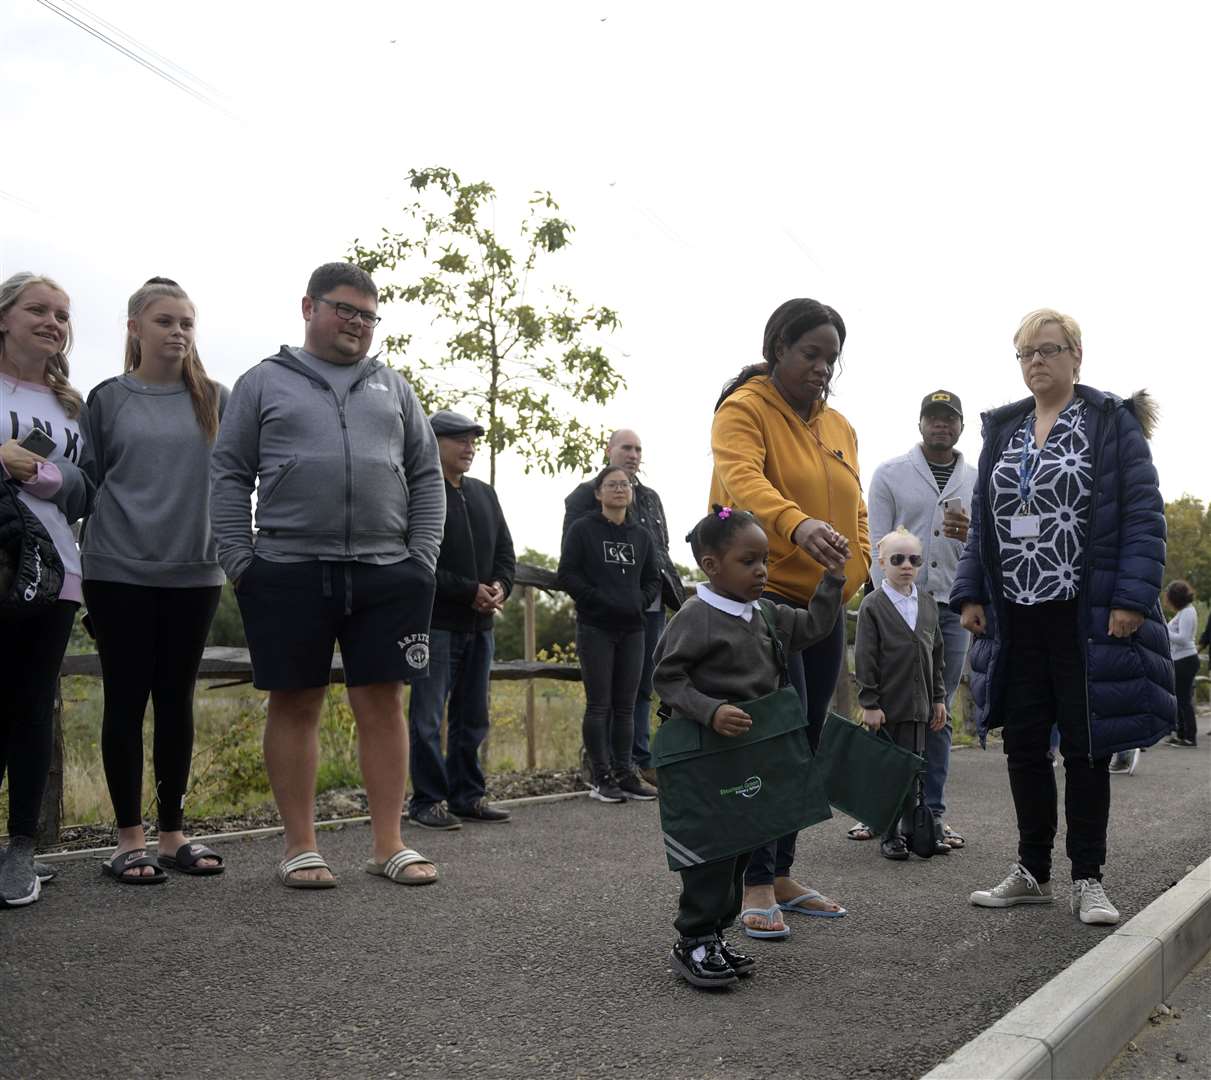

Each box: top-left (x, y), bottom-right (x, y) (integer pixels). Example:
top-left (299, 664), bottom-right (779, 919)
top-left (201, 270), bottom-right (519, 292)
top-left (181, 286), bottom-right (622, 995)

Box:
top-left (653, 573), bottom-right (844, 727)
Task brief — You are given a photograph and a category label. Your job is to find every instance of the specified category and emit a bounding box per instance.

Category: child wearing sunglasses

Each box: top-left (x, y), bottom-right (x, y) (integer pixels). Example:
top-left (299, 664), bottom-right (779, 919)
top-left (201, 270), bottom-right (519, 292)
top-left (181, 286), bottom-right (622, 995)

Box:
top-left (854, 527), bottom-right (947, 860)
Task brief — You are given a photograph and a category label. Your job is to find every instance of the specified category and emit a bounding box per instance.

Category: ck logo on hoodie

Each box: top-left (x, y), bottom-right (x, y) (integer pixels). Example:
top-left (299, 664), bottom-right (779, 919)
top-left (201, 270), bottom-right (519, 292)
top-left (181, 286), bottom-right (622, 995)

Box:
top-left (603, 541), bottom-right (635, 566)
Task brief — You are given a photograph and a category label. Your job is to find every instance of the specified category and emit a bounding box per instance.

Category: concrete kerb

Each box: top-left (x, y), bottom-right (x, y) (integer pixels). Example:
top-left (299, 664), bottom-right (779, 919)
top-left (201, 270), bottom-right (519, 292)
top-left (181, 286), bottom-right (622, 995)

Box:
top-left (924, 855), bottom-right (1211, 1080)
top-left (34, 789), bottom-right (589, 863)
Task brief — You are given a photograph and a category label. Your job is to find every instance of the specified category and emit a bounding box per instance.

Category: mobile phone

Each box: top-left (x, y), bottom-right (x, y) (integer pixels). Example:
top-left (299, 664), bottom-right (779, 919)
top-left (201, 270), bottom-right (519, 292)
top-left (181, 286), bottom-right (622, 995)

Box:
top-left (19, 429), bottom-right (56, 457)
top-left (943, 496), bottom-right (964, 514)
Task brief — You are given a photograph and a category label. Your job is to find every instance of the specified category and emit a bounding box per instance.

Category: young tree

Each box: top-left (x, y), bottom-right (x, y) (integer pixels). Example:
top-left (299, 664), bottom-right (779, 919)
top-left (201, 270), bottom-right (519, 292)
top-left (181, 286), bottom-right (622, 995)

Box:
top-left (349, 167), bottom-right (624, 486)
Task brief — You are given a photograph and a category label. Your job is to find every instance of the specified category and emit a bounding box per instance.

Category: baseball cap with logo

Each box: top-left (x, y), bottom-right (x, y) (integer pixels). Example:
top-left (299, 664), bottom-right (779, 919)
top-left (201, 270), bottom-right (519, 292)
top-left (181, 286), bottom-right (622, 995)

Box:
top-left (920, 390), bottom-right (963, 418)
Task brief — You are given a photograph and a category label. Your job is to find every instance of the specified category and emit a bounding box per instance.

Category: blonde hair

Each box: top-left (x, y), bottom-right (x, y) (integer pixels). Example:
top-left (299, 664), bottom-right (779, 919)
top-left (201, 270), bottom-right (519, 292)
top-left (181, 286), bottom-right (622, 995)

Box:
top-left (125, 278), bottom-right (220, 441)
top-left (1013, 308), bottom-right (1082, 354)
top-left (877, 526), bottom-right (921, 556)
top-left (0, 272), bottom-right (83, 419)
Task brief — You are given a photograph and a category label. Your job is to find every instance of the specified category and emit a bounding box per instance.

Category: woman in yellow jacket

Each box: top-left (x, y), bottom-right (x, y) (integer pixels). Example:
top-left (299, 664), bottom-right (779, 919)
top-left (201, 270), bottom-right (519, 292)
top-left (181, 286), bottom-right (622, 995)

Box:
top-left (710, 297), bottom-right (871, 939)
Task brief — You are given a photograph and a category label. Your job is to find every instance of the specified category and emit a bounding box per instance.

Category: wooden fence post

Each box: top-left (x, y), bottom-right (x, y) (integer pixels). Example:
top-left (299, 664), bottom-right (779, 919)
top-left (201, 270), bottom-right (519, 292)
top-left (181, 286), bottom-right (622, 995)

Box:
top-left (523, 585), bottom-right (537, 769)
top-left (37, 678), bottom-right (65, 848)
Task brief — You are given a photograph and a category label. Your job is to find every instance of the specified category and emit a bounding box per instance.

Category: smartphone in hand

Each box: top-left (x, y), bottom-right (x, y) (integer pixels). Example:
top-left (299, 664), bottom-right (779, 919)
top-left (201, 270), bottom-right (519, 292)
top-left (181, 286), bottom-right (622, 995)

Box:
top-left (19, 429), bottom-right (56, 457)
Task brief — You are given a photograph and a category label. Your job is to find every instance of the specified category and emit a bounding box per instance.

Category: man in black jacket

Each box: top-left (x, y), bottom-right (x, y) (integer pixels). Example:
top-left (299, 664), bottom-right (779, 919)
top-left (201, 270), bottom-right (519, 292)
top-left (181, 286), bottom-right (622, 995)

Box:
top-left (408, 411), bottom-right (516, 830)
top-left (562, 429), bottom-right (685, 780)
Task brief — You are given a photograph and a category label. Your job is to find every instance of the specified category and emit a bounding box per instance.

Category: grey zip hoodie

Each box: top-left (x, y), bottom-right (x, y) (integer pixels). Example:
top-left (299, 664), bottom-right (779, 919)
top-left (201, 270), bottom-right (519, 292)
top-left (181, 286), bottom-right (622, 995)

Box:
top-left (210, 347), bottom-right (444, 581)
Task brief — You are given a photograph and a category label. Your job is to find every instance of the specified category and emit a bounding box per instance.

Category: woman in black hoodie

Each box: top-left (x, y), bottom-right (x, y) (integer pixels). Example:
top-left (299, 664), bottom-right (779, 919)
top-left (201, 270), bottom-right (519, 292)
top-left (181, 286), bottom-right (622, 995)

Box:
top-left (559, 465), bottom-right (661, 803)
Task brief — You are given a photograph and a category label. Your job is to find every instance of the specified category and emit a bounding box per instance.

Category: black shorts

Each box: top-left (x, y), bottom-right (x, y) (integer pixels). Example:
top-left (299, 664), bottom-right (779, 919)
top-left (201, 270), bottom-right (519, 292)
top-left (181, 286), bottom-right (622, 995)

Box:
top-left (236, 558), bottom-right (436, 690)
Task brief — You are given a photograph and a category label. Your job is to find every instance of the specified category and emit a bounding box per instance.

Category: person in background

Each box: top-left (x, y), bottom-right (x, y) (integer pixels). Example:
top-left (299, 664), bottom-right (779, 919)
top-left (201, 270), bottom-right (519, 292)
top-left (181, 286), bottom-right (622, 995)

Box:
top-left (82, 278), bottom-right (229, 883)
top-left (710, 297), bottom-right (870, 936)
top-left (558, 464), bottom-right (661, 804)
top-left (211, 262), bottom-right (445, 889)
top-left (563, 429), bottom-right (685, 782)
top-left (955, 308), bottom-right (1174, 926)
top-left (1159, 580), bottom-right (1198, 748)
top-left (407, 410), bottom-right (515, 830)
top-left (859, 390), bottom-right (975, 850)
top-left (0, 272), bottom-right (94, 909)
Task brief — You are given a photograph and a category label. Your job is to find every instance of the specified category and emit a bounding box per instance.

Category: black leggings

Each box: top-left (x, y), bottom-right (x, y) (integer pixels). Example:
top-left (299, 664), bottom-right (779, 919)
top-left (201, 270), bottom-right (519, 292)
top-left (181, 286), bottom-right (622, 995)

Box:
top-left (83, 582), bottom-right (220, 832)
top-left (0, 600), bottom-right (77, 838)
top-left (1174, 654), bottom-right (1199, 744)
top-left (576, 622), bottom-right (645, 777)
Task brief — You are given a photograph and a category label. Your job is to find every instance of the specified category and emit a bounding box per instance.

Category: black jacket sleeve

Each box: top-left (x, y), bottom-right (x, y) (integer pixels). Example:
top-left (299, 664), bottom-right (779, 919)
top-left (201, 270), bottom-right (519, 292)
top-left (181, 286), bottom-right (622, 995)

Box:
top-left (639, 532), bottom-right (661, 610)
top-left (490, 488), bottom-right (516, 598)
top-left (557, 519), bottom-right (607, 610)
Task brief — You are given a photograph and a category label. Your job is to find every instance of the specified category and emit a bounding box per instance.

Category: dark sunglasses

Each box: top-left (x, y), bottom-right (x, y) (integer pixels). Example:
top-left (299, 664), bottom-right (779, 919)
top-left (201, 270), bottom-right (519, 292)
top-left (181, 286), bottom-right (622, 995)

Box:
top-left (888, 553), bottom-right (923, 567)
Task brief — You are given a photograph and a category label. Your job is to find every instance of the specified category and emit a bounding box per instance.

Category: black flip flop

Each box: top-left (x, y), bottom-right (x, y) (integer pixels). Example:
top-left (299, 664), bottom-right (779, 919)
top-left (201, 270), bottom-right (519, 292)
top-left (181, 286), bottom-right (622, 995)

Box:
top-left (157, 842), bottom-right (224, 876)
top-left (101, 849), bottom-right (167, 885)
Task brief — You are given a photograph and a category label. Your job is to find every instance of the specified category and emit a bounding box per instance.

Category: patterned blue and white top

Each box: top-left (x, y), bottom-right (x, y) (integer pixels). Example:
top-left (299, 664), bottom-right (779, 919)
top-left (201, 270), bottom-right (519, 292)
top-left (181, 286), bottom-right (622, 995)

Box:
top-left (989, 398), bottom-right (1092, 605)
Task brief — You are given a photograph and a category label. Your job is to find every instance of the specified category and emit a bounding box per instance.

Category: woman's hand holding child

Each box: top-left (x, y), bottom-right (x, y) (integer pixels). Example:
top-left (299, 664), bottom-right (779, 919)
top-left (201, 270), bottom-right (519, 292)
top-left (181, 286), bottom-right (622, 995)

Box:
top-left (712, 704), bottom-right (753, 737)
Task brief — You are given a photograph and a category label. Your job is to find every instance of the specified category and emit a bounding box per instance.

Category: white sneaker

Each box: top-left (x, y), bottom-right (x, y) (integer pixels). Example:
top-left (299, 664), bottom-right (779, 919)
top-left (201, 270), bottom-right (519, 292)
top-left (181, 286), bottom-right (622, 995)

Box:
top-left (1071, 879), bottom-right (1120, 925)
top-left (970, 863), bottom-right (1054, 908)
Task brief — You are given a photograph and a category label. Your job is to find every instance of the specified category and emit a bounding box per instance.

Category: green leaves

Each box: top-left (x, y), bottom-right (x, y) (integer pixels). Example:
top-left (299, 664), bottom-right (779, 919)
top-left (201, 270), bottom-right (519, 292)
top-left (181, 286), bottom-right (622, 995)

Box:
top-left (349, 165), bottom-right (624, 485)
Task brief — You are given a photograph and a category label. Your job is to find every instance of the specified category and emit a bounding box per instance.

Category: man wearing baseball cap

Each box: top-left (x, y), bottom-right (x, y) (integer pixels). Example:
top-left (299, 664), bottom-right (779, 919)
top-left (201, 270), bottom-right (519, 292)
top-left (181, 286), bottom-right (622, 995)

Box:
top-left (407, 410), bottom-right (516, 830)
top-left (859, 389), bottom-right (976, 853)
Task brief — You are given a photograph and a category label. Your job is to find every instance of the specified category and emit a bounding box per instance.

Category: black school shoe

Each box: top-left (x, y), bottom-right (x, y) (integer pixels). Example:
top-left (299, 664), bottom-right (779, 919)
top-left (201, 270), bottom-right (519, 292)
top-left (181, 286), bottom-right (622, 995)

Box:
top-left (669, 937), bottom-right (738, 989)
top-left (449, 798), bottom-right (511, 823)
top-left (410, 802), bottom-right (463, 830)
top-left (715, 933), bottom-right (756, 977)
top-left (880, 835), bottom-right (910, 861)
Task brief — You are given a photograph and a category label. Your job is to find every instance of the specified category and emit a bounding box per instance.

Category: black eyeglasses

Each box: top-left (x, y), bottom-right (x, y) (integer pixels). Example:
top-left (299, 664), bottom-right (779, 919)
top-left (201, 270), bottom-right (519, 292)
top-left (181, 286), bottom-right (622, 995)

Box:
top-left (888, 553), bottom-right (923, 567)
top-left (312, 296), bottom-right (382, 327)
top-left (1016, 343), bottom-right (1070, 363)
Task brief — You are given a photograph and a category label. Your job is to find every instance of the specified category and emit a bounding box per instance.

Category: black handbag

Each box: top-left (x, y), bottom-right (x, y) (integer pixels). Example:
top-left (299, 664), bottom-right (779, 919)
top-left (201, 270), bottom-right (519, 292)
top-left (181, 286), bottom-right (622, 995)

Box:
top-left (0, 480), bottom-right (65, 620)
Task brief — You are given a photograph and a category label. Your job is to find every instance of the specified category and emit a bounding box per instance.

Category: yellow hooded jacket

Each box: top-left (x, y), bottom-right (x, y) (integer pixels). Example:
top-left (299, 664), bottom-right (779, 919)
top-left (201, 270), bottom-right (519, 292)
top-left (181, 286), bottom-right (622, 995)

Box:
top-left (709, 375), bottom-right (871, 605)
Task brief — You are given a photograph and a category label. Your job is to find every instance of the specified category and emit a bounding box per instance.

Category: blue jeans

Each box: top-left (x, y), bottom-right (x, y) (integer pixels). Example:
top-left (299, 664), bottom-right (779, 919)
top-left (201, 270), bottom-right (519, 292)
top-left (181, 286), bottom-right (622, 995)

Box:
top-left (924, 605), bottom-right (971, 818)
top-left (631, 609), bottom-right (666, 769)
top-left (407, 628), bottom-right (494, 812)
top-left (745, 598), bottom-right (845, 887)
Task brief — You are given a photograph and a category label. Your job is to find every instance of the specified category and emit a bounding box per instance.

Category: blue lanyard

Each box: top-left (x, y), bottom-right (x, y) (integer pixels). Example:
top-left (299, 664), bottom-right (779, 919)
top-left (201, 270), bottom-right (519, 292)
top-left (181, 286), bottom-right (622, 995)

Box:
top-left (1018, 417), bottom-right (1040, 508)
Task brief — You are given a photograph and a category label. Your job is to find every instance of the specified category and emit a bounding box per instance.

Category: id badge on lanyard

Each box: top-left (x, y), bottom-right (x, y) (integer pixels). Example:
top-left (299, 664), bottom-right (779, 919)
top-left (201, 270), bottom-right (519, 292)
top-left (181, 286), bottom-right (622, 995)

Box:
top-left (1012, 419), bottom-right (1042, 539)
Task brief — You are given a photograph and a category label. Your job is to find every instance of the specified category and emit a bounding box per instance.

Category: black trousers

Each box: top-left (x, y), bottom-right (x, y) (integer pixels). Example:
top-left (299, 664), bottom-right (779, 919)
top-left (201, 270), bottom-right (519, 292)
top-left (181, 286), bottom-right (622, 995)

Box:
top-left (84, 581), bottom-right (221, 831)
top-left (576, 622), bottom-right (644, 778)
top-left (0, 600), bottom-right (77, 838)
top-left (675, 853), bottom-right (751, 940)
top-left (1173, 654), bottom-right (1198, 745)
top-left (1003, 599), bottom-right (1110, 883)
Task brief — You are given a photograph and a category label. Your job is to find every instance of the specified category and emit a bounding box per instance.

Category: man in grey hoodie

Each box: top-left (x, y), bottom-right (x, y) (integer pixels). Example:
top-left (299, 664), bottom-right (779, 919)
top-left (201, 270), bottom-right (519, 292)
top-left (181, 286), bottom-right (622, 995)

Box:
top-left (211, 262), bottom-right (445, 888)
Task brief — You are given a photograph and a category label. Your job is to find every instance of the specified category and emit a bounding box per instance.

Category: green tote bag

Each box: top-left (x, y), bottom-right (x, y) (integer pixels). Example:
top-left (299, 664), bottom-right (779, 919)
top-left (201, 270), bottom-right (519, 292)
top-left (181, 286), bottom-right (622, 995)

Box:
top-left (814, 712), bottom-right (926, 836)
top-left (651, 603), bottom-right (833, 871)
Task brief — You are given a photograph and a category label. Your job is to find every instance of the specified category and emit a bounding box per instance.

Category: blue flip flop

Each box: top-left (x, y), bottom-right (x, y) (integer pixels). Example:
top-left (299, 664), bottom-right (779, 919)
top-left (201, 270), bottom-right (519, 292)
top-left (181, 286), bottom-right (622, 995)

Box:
top-left (778, 889), bottom-right (848, 919)
top-left (740, 905), bottom-right (791, 939)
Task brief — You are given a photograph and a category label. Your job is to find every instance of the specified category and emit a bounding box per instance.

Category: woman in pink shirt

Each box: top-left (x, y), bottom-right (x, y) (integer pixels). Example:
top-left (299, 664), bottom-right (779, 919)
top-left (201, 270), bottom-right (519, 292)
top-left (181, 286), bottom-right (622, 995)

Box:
top-left (0, 272), bottom-right (94, 910)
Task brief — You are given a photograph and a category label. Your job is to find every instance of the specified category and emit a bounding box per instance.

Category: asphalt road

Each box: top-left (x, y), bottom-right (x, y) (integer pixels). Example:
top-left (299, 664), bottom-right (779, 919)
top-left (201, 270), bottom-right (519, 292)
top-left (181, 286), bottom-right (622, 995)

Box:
top-left (2, 728), bottom-right (1208, 1080)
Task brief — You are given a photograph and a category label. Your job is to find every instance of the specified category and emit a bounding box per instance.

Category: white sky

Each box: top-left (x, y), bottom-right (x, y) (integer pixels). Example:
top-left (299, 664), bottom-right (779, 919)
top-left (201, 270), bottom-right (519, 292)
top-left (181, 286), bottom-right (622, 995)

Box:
top-left (4, 1), bottom-right (1208, 567)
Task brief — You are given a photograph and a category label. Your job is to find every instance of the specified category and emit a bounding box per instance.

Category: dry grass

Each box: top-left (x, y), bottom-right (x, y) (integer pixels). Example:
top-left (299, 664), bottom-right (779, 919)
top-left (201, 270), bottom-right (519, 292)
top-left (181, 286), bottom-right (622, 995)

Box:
top-left (57, 676), bottom-right (587, 827)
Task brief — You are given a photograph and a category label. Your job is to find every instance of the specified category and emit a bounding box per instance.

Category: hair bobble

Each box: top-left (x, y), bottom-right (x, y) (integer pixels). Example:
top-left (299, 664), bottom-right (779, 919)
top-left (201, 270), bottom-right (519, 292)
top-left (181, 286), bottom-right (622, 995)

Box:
top-left (717, 507), bottom-right (733, 520)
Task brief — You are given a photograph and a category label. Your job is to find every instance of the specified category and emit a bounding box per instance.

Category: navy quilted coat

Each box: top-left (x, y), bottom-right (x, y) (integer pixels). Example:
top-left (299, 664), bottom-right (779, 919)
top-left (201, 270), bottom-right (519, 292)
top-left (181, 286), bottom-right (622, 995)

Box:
top-left (950, 385), bottom-right (1175, 757)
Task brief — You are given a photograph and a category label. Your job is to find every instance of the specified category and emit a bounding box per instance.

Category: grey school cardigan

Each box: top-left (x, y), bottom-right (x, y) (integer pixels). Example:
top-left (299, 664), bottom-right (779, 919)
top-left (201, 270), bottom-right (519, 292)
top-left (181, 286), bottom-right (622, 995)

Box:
top-left (854, 588), bottom-right (946, 728)
top-left (652, 574), bottom-right (844, 727)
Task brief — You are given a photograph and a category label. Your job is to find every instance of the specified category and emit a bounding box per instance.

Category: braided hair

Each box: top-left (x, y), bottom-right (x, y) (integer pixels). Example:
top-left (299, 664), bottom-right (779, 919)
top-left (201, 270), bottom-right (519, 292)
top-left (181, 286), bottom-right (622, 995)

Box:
top-left (686, 505), bottom-right (762, 567)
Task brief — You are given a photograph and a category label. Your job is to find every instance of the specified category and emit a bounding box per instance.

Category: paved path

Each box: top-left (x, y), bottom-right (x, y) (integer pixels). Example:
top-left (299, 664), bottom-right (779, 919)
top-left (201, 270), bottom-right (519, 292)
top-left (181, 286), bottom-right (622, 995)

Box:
top-left (2, 733), bottom-right (1208, 1080)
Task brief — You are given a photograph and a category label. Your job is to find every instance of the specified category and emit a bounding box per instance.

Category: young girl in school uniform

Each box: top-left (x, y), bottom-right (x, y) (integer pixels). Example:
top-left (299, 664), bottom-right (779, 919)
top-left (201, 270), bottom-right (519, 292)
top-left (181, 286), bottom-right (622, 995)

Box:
top-left (653, 506), bottom-right (845, 988)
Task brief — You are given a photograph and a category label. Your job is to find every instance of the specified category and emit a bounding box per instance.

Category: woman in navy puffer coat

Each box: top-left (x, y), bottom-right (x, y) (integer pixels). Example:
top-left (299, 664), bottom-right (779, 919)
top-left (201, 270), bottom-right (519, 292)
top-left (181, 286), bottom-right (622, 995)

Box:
top-left (951, 308), bottom-right (1174, 928)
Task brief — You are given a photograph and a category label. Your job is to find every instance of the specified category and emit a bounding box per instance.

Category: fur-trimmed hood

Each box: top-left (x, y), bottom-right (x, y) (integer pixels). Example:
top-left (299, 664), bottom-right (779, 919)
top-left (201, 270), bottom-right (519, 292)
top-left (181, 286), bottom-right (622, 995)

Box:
top-left (980, 385), bottom-right (1159, 441)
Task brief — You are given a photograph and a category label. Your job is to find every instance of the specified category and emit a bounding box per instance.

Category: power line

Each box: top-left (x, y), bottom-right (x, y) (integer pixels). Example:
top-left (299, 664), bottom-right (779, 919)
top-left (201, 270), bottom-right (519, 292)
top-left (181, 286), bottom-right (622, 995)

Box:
top-left (58, 0), bottom-right (227, 97)
top-left (32, 0), bottom-right (238, 120)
